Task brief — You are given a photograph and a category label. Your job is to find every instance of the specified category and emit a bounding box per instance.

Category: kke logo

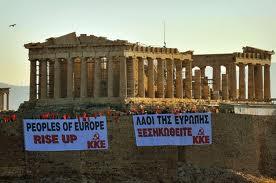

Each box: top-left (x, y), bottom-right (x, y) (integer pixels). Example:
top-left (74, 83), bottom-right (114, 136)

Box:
top-left (193, 127), bottom-right (210, 145)
top-left (197, 128), bottom-right (205, 136)
top-left (93, 133), bottom-right (100, 140)
top-left (87, 133), bottom-right (106, 149)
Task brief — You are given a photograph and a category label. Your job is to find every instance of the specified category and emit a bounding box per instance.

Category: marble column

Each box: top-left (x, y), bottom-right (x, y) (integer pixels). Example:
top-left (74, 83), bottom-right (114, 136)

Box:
top-left (202, 77), bottom-right (209, 99)
top-left (67, 58), bottom-right (73, 98)
top-left (185, 61), bottom-right (192, 98)
top-left (29, 60), bottom-right (37, 100)
top-left (147, 57), bottom-right (155, 98)
top-left (229, 63), bottom-right (237, 100)
top-left (127, 57), bottom-right (135, 97)
top-left (175, 60), bottom-right (183, 98)
top-left (239, 63), bottom-right (245, 100)
top-left (194, 70), bottom-right (201, 99)
top-left (119, 56), bottom-right (127, 98)
top-left (248, 64), bottom-right (255, 100)
top-left (255, 64), bottom-right (263, 100)
top-left (264, 64), bottom-right (271, 100)
top-left (54, 59), bottom-right (61, 99)
top-left (39, 60), bottom-right (47, 99)
top-left (6, 92), bottom-right (9, 110)
top-left (222, 74), bottom-right (229, 100)
top-left (200, 66), bottom-right (206, 79)
top-left (48, 61), bottom-right (54, 98)
top-left (80, 58), bottom-right (88, 98)
top-left (94, 58), bottom-right (101, 97)
top-left (0, 93), bottom-right (3, 111)
top-left (108, 57), bottom-right (114, 97)
top-left (166, 59), bottom-right (174, 98)
top-left (213, 65), bottom-right (221, 92)
top-left (157, 58), bottom-right (165, 98)
top-left (138, 57), bottom-right (145, 97)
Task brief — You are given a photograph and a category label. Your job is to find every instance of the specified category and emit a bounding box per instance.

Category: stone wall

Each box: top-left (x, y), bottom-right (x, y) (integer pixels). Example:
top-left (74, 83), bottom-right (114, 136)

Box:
top-left (0, 113), bottom-right (275, 182)
top-left (183, 114), bottom-right (276, 177)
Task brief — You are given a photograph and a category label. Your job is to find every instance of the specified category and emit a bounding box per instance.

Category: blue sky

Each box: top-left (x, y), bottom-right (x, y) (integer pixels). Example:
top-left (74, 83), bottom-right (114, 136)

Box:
top-left (0, 0), bottom-right (275, 96)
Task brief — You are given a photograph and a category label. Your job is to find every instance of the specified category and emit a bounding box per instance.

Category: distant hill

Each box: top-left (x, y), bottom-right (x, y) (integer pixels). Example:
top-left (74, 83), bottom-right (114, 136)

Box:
top-left (0, 83), bottom-right (28, 111)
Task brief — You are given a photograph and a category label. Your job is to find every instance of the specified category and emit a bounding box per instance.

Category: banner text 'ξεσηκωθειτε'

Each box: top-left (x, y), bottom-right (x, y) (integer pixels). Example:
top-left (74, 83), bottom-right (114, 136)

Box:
top-left (133, 113), bottom-right (212, 146)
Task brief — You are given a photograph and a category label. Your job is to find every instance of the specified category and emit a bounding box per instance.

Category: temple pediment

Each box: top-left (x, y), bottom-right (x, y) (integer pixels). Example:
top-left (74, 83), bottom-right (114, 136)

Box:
top-left (243, 46), bottom-right (274, 55)
top-left (46, 32), bottom-right (80, 45)
top-left (25, 32), bottom-right (130, 48)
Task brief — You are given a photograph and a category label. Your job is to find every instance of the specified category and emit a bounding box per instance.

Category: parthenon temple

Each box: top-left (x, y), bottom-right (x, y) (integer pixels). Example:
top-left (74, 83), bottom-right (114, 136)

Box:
top-left (24, 32), bottom-right (273, 103)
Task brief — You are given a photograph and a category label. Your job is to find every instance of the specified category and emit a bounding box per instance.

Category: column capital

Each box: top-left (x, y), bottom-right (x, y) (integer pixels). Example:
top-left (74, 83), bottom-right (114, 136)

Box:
top-left (147, 57), bottom-right (155, 61)
top-left (29, 58), bottom-right (38, 62)
top-left (237, 62), bottom-right (244, 66)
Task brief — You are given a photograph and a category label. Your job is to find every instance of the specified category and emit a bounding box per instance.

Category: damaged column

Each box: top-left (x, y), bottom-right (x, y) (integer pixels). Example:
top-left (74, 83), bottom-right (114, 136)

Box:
top-left (255, 64), bottom-right (263, 101)
top-left (166, 58), bottom-right (174, 98)
top-left (157, 58), bottom-right (165, 98)
top-left (138, 57), bottom-right (145, 97)
top-left (147, 57), bottom-right (155, 98)
top-left (248, 64), bottom-right (255, 100)
top-left (39, 59), bottom-right (47, 99)
top-left (264, 64), bottom-right (271, 100)
top-left (229, 63), bottom-right (237, 100)
top-left (80, 57), bottom-right (88, 98)
top-left (202, 77), bottom-right (209, 100)
top-left (119, 56), bottom-right (127, 98)
top-left (67, 58), bottom-right (73, 98)
top-left (212, 65), bottom-right (221, 100)
top-left (127, 57), bottom-right (135, 97)
top-left (184, 61), bottom-right (192, 98)
top-left (94, 58), bottom-right (101, 97)
top-left (0, 92), bottom-right (3, 111)
top-left (239, 63), bottom-right (245, 100)
top-left (193, 69), bottom-right (201, 99)
top-left (54, 58), bottom-right (61, 99)
top-left (29, 60), bottom-right (37, 100)
top-left (222, 74), bottom-right (229, 100)
top-left (175, 60), bottom-right (183, 98)
top-left (108, 57), bottom-right (114, 98)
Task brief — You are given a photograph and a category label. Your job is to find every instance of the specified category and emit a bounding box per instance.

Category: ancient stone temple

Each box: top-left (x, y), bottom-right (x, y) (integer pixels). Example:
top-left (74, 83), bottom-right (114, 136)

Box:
top-left (0, 88), bottom-right (10, 111)
top-left (24, 32), bottom-right (273, 103)
top-left (193, 47), bottom-right (273, 101)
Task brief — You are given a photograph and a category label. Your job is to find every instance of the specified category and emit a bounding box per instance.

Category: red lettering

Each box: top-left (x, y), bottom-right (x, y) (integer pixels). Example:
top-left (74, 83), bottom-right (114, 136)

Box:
top-left (187, 128), bottom-right (192, 136)
top-left (193, 136), bottom-right (210, 144)
top-left (33, 135), bottom-right (41, 144)
top-left (33, 134), bottom-right (59, 144)
top-left (87, 140), bottom-right (106, 149)
top-left (70, 134), bottom-right (77, 142)
top-left (205, 136), bottom-right (210, 143)
top-left (142, 128), bottom-right (148, 137)
top-left (138, 129), bottom-right (142, 137)
top-left (62, 134), bottom-right (77, 143)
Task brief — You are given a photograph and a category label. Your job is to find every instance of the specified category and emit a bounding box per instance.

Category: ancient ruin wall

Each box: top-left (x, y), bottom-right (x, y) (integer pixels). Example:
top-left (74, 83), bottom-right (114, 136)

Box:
top-left (0, 113), bottom-right (275, 182)
top-left (182, 114), bottom-right (275, 176)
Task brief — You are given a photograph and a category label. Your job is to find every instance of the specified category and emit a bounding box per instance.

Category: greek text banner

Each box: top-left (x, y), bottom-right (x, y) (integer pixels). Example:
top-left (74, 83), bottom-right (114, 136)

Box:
top-left (133, 113), bottom-right (212, 146)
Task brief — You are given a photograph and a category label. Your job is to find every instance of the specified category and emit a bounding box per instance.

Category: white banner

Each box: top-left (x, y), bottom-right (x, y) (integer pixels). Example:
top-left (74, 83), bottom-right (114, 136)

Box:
top-left (133, 113), bottom-right (212, 146)
top-left (23, 117), bottom-right (108, 151)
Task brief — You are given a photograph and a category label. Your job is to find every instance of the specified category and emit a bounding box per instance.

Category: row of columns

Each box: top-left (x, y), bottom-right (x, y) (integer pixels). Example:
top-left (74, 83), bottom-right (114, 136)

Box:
top-left (30, 58), bottom-right (270, 101)
top-left (197, 63), bottom-right (270, 101)
top-left (0, 91), bottom-right (9, 111)
top-left (122, 57), bottom-right (192, 99)
top-left (30, 57), bottom-right (193, 100)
